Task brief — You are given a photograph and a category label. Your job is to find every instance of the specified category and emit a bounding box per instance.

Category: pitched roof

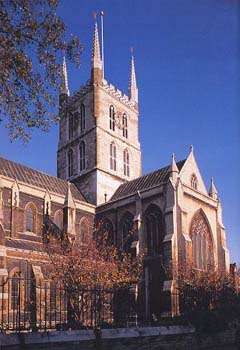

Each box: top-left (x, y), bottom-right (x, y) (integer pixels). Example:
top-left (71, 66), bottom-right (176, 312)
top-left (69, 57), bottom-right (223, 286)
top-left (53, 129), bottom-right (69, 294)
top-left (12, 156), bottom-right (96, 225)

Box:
top-left (110, 159), bottom-right (186, 201)
top-left (0, 156), bottom-right (86, 202)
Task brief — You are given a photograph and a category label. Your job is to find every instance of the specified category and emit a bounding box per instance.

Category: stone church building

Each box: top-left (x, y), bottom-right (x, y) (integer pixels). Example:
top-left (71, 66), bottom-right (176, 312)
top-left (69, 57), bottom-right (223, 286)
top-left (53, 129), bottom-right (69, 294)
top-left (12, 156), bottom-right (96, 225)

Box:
top-left (0, 21), bottom-right (230, 318)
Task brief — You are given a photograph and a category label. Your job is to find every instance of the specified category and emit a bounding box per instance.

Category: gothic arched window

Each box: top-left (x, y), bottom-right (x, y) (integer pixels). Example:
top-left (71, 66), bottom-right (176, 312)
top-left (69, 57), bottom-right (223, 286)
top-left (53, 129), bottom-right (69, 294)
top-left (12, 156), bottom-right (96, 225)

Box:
top-left (123, 149), bottom-right (130, 177)
top-left (80, 104), bottom-right (85, 132)
top-left (68, 149), bottom-right (74, 177)
top-left (69, 113), bottom-right (74, 140)
top-left (190, 211), bottom-right (213, 270)
top-left (191, 174), bottom-right (198, 190)
top-left (97, 218), bottom-right (114, 246)
top-left (144, 204), bottom-right (163, 256)
top-left (110, 142), bottom-right (117, 171)
top-left (25, 204), bottom-right (36, 233)
top-left (11, 271), bottom-right (24, 310)
top-left (79, 141), bottom-right (86, 171)
top-left (54, 210), bottom-right (63, 230)
top-left (120, 212), bottom-right (134, 251)
top-left (122, 113), bottom-right (128, 138)
top-left (109, 105), bottom-right (115, 131)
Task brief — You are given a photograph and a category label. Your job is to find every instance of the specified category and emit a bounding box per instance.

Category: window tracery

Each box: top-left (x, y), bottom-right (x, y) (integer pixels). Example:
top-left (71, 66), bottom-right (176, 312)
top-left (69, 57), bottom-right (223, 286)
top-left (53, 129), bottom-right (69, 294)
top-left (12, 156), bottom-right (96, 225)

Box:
top-left (25, 204), bottom-right (36, 233)
top-left (190, 211), bottom-right (213, 270)
top-left (144, 204), bottom-right (163, 256)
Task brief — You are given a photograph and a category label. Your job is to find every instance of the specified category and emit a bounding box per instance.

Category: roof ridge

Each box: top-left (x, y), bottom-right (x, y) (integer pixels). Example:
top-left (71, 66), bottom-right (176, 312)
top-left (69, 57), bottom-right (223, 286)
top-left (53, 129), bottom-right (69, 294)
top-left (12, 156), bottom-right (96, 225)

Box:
top-left (0, 155), bottom-right (66, 183)
top-left (109, 158), bottom-right (186, 202)
top-left (0, 155), bottom-right (87, 202)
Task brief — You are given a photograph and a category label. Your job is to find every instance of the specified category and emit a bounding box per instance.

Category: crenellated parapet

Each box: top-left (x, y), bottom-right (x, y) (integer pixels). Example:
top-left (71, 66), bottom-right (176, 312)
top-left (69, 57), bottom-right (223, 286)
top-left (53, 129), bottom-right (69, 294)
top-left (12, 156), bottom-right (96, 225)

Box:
top-left (100, 79), bottom-right (138, 111)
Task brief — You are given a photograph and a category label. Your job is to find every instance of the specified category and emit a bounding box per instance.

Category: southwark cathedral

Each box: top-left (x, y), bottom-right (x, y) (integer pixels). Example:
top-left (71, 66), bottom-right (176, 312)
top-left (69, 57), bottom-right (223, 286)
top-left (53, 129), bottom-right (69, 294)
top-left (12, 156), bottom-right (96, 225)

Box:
top-left (0, 21), bottom-right (230, 317)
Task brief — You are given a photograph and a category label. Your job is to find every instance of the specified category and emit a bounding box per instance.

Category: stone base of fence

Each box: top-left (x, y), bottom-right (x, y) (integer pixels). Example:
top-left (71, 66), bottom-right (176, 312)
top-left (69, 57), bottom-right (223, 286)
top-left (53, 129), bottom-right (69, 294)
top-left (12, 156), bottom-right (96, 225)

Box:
top-left (0, 326), bottom-right (237, 350)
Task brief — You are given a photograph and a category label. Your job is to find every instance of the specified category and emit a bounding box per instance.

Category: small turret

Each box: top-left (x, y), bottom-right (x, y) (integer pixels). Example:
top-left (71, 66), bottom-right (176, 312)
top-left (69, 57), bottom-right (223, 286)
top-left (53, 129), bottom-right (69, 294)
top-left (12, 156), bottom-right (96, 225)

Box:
top-left (169, 153), bottom-right (179, 183)
top-left (209, 177), bottom-right (218, 200)
top-left (63, 182), bottom-right (75, 235)
top-left (128, 51), bottom-right (138, 105)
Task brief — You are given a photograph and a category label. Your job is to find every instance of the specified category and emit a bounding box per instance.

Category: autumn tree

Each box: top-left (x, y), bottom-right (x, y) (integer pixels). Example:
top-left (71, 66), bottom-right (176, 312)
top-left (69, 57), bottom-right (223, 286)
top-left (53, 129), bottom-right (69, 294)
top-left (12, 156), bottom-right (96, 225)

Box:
top-left (0, 0), bottom-right (82, 141)
top-left (42, 217), bottom-right (143, 328)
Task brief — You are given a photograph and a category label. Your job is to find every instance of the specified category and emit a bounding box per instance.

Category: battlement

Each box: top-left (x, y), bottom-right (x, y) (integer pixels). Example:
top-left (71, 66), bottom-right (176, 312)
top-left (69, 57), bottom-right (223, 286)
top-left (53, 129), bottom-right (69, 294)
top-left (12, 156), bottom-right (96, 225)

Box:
top-left (101, 79), bottom-right (137, 111)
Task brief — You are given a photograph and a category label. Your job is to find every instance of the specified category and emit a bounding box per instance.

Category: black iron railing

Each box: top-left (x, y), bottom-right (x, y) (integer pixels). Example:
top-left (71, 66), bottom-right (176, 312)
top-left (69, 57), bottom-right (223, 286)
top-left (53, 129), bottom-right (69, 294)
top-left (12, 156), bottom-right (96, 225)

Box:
top-left (0, 277), bottom-right (138, 332)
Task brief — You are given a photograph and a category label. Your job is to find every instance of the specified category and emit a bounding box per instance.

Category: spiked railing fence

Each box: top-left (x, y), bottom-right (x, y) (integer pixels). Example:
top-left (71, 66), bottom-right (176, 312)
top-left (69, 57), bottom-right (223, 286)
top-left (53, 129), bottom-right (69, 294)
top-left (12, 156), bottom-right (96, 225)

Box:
top-left (0, 277), bottom-right (139, 332)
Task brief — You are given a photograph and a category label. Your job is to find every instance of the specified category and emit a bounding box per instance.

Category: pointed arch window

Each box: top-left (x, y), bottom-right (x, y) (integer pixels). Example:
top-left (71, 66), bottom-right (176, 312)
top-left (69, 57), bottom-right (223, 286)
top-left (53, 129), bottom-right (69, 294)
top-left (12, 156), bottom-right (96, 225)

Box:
top-left (110, 142), bottom-right (117, 171)
top-left (11, 271), bottom-right (24, 310)
top-left (80, 104), bottom-right (85, 132)
top-left (109, 105), bottom-right (115, 131)
top-left (68, 149), bottom-right (74, 177)
top-left (25, 204), bottom-right (36, 233)
top-left (191, 174), bottom-right (198, 190)
top-left (120, 212), bottom-right (134, 251)
top-left (144, 205), bottom-right (163, 256)
top-left (122, 113), bottom-right (128, 138)
top-left (79, 141), bottom-right (86, 171)
top-left (123, 149), bottom-right (130, 177)
top-left (54, 210), bottom-right (63, 230)
top-left (75, 217), bottom-right (90, 246)
top-left (190, 211), bottom-right (213, 270)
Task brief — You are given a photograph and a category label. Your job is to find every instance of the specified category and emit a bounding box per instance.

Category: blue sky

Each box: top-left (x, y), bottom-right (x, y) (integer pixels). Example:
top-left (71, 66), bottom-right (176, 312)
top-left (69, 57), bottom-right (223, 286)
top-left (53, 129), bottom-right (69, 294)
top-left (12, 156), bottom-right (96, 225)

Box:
top-left (0, 0), bottom-right (239, 262)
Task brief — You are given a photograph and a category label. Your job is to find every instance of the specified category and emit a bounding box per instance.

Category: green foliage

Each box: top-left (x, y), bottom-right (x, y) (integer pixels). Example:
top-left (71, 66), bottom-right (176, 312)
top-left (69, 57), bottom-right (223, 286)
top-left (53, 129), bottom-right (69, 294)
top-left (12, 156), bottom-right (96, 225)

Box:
top-left (0, 0), bottom-right (83, 141)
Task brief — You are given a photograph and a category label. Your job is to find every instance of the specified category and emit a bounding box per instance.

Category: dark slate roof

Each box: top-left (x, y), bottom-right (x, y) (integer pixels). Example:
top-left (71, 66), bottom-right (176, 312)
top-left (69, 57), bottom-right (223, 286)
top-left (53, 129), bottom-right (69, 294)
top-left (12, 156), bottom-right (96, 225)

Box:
top-left (0, 156), bottom-right (86, 202)
top-left (111, 160), bottom-right (186, 201)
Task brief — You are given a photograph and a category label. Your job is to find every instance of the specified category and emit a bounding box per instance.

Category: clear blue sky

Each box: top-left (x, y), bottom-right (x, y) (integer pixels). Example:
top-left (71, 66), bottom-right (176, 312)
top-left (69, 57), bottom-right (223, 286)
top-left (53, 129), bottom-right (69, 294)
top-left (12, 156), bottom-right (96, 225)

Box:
top-left (0, 0), bottom-right (239, 262)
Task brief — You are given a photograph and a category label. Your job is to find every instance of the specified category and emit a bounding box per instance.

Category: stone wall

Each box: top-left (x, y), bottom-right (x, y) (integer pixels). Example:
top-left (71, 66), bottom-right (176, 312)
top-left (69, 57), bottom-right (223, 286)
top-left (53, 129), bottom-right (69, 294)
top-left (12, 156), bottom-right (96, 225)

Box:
top-left (0, 327), bottom-right (236, 350)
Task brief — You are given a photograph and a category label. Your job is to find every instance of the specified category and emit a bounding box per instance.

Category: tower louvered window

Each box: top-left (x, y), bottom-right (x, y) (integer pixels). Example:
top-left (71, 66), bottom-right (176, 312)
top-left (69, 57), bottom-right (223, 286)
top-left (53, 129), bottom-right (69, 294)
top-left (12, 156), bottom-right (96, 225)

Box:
top-left (110, 142), bottom-right (117, 171)
top-left (122, 114), bottom-right (128, 138)
top-left (68, 149), bottom-right (74, 177)
top-left (79, 141), bottom-right (86, 171)
top-left (123, 149), bottom-right (130, 176)
top-left (80, 104), bottom-right (85, 132)
top-left (109, 105), bottom-right (115, 131)
top-left (69, 113), bottom-right (74, 140)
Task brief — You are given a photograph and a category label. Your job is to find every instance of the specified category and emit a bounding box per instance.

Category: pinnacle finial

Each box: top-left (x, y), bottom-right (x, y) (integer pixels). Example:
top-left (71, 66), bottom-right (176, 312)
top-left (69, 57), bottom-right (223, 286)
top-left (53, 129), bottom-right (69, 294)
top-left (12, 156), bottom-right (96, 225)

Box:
top-left (129, 49), bottom-right (138, 104)
top-left (60, 56), bottom-right (70, 96)
top-left (64, 182), bottom-right (75, 208)
top-left (170, 153), bottom-right (179, 173)
top-left (209, 177), bottom-right (218, 199)
top-left (91, 19), bottom-right (102, 70)
top-left (189, 145), bottom-right (194, 154)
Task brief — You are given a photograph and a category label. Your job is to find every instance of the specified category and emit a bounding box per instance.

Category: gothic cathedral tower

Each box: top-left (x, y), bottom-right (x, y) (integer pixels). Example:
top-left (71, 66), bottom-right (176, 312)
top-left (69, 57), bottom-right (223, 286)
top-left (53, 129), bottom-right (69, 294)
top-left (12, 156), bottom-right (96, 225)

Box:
top-left (57, 20), bottom-right (142, 205)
